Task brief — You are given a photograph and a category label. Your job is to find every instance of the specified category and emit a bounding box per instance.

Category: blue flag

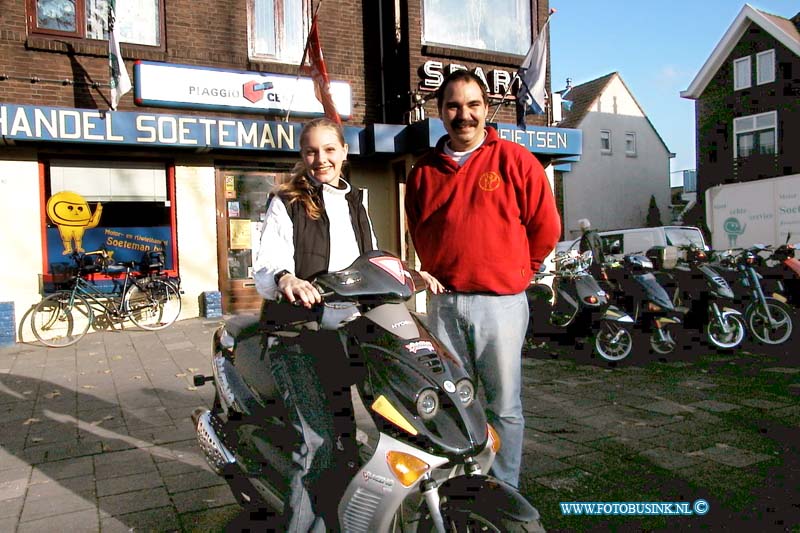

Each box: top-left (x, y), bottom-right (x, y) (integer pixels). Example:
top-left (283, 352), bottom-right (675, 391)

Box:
top-left (561, 86), bottom-right (573, 112)
top-left (516, 17), bottom-right (550, 129)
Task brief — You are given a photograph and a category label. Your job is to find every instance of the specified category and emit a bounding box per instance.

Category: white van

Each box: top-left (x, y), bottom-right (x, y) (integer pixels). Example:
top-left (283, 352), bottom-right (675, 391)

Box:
top-left (556, 225), bottom-right (708, 259)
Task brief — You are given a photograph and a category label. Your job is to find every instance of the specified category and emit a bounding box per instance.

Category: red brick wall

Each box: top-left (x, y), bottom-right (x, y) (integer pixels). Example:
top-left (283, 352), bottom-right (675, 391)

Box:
top-left (1, 0), bottom-right (548, 128)
top-left (0, 0), bottom-right (373, 123)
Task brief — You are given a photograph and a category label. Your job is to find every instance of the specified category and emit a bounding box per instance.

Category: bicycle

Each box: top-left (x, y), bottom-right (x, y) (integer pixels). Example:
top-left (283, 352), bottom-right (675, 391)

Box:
top-left (31, 250), bottom-right (182, 347)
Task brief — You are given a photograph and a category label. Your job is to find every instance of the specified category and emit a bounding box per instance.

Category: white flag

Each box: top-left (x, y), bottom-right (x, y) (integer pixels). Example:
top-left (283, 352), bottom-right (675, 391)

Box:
top-left (108, 0), bottom-right (131, 110)
top-left (516, 15), bottom-right (551, 129)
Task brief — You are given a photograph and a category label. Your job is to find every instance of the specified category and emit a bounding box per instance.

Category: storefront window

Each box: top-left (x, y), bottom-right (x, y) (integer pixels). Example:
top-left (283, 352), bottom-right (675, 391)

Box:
top-left (223, 173), bottom-right (278, 280)
top-left (422, 0), bottom-right (531, 55)
top-left (43, 160), bottom-right (174, 281)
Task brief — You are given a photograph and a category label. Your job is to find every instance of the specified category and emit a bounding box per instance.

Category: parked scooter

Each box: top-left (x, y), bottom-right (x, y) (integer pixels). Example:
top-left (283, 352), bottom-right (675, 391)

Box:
top-left (716, 246), bottom-right (793, 345)
top-left (601, 249), bottom-right (682, 355)
top-left (758, 234), bottom-right (800, 307)
top-left (191, 251), bottom-right (541, 532)
top-left (663, 245), bottom-right (746, 350)
top-left (527, 250), bottom-right (634, 362)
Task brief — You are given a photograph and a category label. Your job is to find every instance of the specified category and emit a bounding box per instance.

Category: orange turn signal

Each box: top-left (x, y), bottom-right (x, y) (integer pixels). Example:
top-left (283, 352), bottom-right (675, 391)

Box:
top-left (487, 424), bottom-right (501, 454)
top-left (386, 451), bottom-right (430, 487)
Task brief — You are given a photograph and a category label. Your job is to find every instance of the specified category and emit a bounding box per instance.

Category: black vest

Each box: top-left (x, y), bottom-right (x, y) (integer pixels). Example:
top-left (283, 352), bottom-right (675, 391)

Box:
top-left (272, 183), bottom-right (374, 280)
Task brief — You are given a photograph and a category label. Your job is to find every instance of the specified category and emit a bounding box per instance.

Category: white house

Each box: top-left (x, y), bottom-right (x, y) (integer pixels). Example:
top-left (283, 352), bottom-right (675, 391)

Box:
top-left (555, 72), bottom-right (672, 239)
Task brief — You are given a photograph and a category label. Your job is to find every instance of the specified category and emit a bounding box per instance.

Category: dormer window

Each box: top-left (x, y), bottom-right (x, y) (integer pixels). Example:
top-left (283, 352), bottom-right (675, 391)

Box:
top-left (756, 49), bottom-right (775, 85)
top-left (733, 56), bottom-right (751, 90)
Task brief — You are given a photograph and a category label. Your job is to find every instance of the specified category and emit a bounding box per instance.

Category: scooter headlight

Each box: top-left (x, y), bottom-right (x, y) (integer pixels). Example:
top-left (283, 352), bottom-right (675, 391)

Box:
top-left (416, 389), bottom-right (439, 420)
top-left (584, 295), bottom-right (598, 305)
top-left (455, 379), bottom-right (475, 407)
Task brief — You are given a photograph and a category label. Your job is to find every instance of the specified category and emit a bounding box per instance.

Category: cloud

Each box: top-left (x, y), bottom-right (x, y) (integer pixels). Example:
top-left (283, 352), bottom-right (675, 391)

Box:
top-left (656, 65), bottom-right (683, 82)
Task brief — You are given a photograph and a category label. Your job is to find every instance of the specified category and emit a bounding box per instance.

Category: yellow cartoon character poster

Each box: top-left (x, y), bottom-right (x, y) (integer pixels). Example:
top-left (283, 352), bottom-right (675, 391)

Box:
top-left (46, 191), bottom-right (103, 254)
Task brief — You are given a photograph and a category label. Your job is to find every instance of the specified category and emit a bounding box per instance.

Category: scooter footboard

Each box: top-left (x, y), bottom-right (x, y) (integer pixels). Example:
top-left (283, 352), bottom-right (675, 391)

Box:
top-left (436, 474), bottom-right (539, 523)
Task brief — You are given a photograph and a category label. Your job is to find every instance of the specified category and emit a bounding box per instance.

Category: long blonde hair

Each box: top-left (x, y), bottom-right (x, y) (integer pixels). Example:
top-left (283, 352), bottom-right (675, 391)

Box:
top-left (274, 118), bottom-right (347, 220)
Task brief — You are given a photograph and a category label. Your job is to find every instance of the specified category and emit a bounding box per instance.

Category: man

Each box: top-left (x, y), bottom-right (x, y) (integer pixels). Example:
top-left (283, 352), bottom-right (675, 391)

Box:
top-left (405, 70), bottom-right (561, 488)
top-left (577, 218), bottom-right (606, 273)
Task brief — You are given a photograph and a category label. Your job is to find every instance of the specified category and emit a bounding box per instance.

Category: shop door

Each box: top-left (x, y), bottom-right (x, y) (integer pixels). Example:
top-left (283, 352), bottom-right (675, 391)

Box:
top-left (216, 170), bottom-right (288, 314)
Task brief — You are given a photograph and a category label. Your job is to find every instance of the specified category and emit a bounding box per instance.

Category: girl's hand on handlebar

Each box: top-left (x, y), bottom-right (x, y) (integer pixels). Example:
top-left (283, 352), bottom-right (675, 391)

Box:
top-left (419, 271), bottom-right (445, 294)
top-left (278, 274), bottom-right (322, 308)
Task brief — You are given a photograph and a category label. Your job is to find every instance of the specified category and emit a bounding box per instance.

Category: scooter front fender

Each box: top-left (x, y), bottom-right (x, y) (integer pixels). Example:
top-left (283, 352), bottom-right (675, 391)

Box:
top-left (655, 316), bottom-right (681, 326)
top-left (601, 305), bottom-right (634, 323)
top-left (720, 307), bottom-right (743, 317)
top-left (436, 474), bottom-right (539, 523)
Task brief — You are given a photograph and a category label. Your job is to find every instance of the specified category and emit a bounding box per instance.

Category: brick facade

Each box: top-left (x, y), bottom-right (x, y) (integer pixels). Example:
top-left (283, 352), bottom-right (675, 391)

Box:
top-left (694, 23), bottom-right (800, 199)
top-left (0, 0), bottom-right (373, 123)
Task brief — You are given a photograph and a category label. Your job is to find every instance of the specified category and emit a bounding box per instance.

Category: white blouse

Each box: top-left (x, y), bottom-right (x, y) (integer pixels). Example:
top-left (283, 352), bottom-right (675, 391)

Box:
top-left (253, 178), bottom-right (377, 300)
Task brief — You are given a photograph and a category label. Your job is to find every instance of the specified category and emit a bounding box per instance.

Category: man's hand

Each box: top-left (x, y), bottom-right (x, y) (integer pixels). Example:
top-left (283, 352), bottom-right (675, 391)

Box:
top-left (419, 271), bottom-right (446, 294)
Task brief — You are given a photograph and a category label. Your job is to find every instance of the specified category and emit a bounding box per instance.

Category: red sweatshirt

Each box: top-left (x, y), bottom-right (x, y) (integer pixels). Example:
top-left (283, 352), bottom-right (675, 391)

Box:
top-left (405, 127), bottom-right (561, 294)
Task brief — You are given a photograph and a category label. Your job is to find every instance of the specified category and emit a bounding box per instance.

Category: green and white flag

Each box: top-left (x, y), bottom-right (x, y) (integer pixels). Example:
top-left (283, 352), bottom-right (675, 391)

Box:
top-left (108, 0), bottom-right (131, 110)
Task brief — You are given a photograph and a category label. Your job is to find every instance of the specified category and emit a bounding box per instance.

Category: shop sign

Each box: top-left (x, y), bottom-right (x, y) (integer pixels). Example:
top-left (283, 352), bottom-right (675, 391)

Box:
top-left (0, 103), bottom-right (338, 152)
top-left (46, 226), bottom-right (173, 272)
top-left (419, 60), bottom-right (517, 99)
top-left (494, 124), bottom-right (580, 154)
top-left (134, 61), bottom-right (352, 117)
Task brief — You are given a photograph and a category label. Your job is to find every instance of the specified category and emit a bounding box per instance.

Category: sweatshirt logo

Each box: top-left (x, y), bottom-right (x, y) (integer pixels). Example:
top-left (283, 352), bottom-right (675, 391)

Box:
top-left (478, 171), bottom-right (501, 191)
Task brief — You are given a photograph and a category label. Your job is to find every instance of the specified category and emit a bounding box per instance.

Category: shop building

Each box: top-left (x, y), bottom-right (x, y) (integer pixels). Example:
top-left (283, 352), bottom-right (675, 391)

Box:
top-left (0, 0), bottom-right (580, 342)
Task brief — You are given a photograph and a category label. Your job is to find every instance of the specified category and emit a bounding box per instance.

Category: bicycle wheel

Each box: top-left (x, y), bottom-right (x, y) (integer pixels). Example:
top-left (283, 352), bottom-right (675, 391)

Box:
top-left (125, 279), bottom-right (181, 330)
top-left (31, 292), bottom-right (91, 347)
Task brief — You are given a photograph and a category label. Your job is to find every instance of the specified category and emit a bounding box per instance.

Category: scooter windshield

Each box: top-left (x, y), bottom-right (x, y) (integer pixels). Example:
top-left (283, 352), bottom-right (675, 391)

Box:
top-left (316, 251), bottom-right (415, 303)
top-left (635, 272), bottom-right (674, 310)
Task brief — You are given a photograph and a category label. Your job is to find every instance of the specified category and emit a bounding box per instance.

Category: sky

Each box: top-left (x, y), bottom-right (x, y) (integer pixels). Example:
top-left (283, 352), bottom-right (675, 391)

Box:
top-left (549, 0), bottom-right (799, 186)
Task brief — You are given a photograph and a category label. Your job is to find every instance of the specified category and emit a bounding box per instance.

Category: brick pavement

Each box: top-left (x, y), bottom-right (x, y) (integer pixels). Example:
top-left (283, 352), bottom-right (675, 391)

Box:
top-left (1, 318), bottom-right (798, 531)
top-left (0, 318), bottom-right (239, 532)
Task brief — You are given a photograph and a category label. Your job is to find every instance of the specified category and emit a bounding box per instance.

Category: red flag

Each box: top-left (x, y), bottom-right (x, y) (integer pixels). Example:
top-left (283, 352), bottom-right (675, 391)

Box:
top-left (302, 16), bottom-right (341, 124)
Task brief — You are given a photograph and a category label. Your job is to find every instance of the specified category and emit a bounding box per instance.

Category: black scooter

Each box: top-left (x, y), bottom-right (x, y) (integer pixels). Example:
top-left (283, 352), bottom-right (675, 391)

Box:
top-left (527, 250), bottom-right (634, 362)
top-left (601, 249), bottom-right (682, 356)
top-left (664, 245), bottom-right (746, 350)
top-left (191, 250), bottom-right (541, 532)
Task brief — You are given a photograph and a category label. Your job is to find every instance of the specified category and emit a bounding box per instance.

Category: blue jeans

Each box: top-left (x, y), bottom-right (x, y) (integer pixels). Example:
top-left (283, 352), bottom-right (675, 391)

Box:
top-left (269, 331), bottom-right (356, 532)
top-left (427, 292), bottom-right (529, 488)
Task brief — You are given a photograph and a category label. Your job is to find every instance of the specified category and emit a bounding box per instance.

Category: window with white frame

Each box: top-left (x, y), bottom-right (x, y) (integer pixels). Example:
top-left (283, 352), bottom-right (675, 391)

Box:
top-left (733, 56), bottom-right (751, 90)
top-left (756, 49), bottom-right (775, 85)
top-left (30, 0), bottom-right (161, 46)
top-left (422, 0), bottom-right (531, 56)
top-left (625, 132), bottom-right (637, 156)
top-left (600, 130), bottom-right (612, 154)
top-left (248, 0), bottom-right (308, 63)
top-left (734, 111), bottom-right (777, 158)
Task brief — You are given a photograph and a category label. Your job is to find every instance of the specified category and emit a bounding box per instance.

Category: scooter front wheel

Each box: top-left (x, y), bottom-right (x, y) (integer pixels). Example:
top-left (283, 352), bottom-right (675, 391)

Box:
top-left (706, 313), bottom-right (746, 350)
top-left (746, 299), bottom-right (793, 345)
top-left (650, 327), bottom-right (676, 355)
top-left (418, 503), bottom-right (544, 532)
top-left (594, 322), bottom-right (633, 362)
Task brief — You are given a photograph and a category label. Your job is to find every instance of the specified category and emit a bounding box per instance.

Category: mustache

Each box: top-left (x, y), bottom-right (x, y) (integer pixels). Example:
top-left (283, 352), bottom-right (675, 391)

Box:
top-left (451, 118), bottom-right (479, 129)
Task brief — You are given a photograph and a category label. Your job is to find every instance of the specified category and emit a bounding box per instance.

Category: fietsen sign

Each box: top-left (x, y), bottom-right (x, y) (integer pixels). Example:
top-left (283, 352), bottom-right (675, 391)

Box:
top-left (134, 61), bottom-right (352, 118)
